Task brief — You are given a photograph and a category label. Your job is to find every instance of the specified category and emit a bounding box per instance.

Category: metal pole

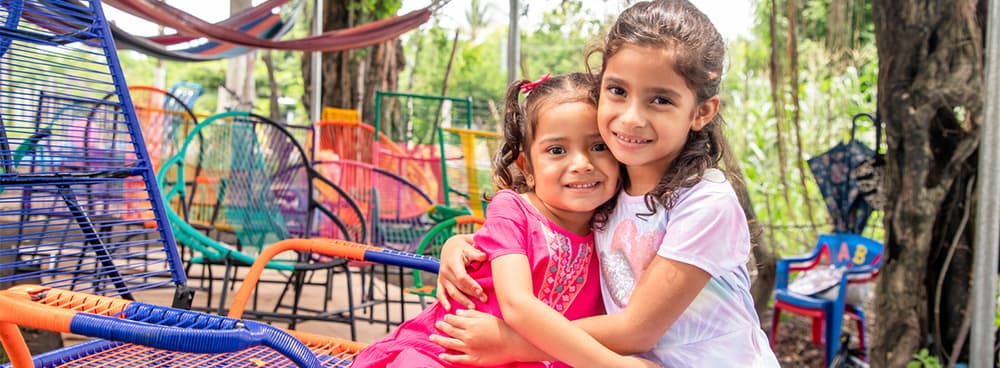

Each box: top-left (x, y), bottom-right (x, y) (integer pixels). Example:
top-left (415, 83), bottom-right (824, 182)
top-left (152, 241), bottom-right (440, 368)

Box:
top-left (972, 0), bottom-right (1000, 365)
top-left (507, 0), bottom-right (519, 84)
top-left (310, 0), bottom-right (323, 123)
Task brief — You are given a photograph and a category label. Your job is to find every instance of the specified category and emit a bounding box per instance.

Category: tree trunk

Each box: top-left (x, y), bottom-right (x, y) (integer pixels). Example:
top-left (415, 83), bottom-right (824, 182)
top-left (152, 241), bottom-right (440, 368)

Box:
top-left (785, 0), bottom-right (817, 229)
top-left (302, 0), bottom-right (404, 125)
top-left (425, 30), bottom-right (461, 145)
top-left (727, 158), bottom-right (777, 321)
top-left (263, 50), bottom-right (281, 121)
top-left (222, 0), bottom-right (256, 112)
top-left (767, 0), bottom-right (794, 221)
top-left (871, 1), bottom-right (985, 366)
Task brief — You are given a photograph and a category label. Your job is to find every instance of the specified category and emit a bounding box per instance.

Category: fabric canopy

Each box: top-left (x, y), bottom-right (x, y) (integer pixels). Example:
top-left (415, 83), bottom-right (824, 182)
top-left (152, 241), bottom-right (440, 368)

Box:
top-left (108, 0), bottom-right (297, 62)
top-left (104, 0), bottom-right (432, 53)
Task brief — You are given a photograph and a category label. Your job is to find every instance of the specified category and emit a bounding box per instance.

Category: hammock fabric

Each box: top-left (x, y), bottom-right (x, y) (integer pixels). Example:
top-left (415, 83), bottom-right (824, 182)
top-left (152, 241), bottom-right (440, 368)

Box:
top-left (104, 0), bottom-right (431, 53)
top-left (109, 11), bottom-right (290, 61)
top-left (143, 0), bottom-right (288, 45)
top-left (108, 0), bottom-right (300, 61)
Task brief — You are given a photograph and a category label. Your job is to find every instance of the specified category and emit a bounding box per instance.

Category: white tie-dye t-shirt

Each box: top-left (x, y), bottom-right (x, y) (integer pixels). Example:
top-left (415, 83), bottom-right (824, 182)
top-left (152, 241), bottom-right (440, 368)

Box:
top-left (595, 169), bottom-right (779, 367)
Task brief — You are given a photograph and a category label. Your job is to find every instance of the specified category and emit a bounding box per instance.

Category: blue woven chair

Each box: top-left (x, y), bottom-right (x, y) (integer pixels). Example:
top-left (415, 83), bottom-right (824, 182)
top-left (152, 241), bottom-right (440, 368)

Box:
top-left (0, 1), bottom-right (420, 366)
top-left (0, 239), bottom-right (440, 368)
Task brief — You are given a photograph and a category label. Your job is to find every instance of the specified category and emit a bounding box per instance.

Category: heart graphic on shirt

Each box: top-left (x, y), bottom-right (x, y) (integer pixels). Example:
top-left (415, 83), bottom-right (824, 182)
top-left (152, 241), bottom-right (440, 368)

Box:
top-left (611, 221), bottom-right (660, 272)
top-left (601, 219), bottom-right (663, 307)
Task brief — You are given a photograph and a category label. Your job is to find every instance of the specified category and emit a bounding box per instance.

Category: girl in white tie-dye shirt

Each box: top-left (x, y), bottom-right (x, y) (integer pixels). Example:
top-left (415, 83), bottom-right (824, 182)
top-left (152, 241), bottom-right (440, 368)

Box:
top-left (429, 1), bottom-right (779, 367)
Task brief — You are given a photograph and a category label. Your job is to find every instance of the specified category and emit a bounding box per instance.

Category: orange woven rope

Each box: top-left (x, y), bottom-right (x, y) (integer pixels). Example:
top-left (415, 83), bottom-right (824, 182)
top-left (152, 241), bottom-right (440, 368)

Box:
top-left (228, 239), bottom-right (380, 319)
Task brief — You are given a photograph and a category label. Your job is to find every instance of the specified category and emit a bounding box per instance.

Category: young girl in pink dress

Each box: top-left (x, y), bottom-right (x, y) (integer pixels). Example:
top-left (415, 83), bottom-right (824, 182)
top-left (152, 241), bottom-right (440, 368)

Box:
top-left (350, 73), bottom-right (655, 368)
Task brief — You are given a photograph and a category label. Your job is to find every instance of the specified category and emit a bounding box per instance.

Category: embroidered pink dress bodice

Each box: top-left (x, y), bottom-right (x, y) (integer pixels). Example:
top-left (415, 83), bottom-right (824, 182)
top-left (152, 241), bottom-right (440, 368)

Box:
top-left (351, 190), bottom-right (604, 368)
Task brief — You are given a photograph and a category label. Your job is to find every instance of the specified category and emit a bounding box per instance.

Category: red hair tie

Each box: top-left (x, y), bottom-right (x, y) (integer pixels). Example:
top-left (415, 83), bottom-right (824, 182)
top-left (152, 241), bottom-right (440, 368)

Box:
top-left (520, 73), bottom-right (551, 95)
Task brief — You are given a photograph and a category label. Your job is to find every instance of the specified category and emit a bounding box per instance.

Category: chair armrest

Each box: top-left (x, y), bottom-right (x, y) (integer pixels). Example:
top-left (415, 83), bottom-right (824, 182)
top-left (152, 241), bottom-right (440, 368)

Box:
top-left (228, 238), bottom-right (439, 319)
top-left (0, 285), bottom-right (321, 368)
top-left (775, 247), bottom-right (824, 290)
top-left (846, 263), bottom-right (880, 283)
top-left (779, 246), bottom-right (824, 265)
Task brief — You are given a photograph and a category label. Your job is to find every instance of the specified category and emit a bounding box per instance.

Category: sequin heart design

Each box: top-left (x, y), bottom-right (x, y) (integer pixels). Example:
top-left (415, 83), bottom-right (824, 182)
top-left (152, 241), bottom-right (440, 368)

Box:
top-left (601, 220), bottom-right (663, 307)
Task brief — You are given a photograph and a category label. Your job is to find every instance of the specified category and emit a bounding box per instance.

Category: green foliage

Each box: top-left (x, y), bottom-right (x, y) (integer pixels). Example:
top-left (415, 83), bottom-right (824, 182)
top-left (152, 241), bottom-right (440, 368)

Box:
top-left (725, 20), bottom-right (879, 255)
top-left (116, 51), bottom-right (227, 115)
top-left (905, 349), bottom-right (942, 368)
top-left (401, 0), bottom-right (611, 132)
top-left (348, 0), bottom-right (401, 21)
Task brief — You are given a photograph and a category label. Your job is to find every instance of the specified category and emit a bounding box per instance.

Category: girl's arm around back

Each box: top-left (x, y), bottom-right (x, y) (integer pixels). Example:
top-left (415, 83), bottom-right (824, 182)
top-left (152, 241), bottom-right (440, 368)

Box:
top-left (575, 256), bottom-right (710, 353)
top-left (434, 254), bottom-right (710, 360)
top-left (489, 254), bottom-right (658, 367)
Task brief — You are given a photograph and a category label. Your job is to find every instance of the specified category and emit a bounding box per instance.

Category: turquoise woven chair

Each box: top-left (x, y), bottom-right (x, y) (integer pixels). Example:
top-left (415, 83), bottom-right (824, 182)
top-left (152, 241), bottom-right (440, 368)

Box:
top-left (158, 111), bottom-right (369, 338)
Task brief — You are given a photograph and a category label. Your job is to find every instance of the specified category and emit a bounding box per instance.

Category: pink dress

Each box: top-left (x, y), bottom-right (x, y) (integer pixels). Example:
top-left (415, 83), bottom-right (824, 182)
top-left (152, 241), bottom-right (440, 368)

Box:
top-left (351, 190), bottom-right (605, 368)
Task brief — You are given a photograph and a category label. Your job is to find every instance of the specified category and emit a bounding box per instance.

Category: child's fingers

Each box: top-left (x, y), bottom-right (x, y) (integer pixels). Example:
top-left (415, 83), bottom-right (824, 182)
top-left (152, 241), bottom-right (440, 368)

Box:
top-left (434, 319), bottom-right (463, 340)
top-left (457, 278), bottom-right (486, 303)
top-left (437, 289), bottom-right (452, 311)
top-left (428, 333), bottom-right (466, 351)
top-left (444, 259), bottom-right (486, 303)
top-left (437, 353), bottom-right (475, 365)
top-left (452, 308), bottom-right (491, 319)
top-left (437, 279), bottom-right (477, 310)
top-left (440, 311), bottom-right (469, 329)
top-left (461, 246), bottom-right (487, 262)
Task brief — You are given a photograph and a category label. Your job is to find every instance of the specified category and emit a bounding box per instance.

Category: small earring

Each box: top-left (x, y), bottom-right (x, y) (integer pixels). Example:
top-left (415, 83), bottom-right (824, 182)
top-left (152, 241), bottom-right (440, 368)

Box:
top-left (526, 175), bottom-right (534, 187)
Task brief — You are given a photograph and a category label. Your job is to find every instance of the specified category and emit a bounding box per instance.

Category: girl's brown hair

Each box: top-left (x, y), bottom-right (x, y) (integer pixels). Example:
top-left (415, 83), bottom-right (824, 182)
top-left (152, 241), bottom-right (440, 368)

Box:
top-left (588, 0), bottom-right (743, 214)
top-left (493, 72), bottom-right (619, 228)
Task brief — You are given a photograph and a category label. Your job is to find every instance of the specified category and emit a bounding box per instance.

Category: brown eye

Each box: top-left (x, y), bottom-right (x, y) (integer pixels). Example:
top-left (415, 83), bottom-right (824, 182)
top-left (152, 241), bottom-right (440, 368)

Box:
top-left (652, 96), bottom-right (672, 105)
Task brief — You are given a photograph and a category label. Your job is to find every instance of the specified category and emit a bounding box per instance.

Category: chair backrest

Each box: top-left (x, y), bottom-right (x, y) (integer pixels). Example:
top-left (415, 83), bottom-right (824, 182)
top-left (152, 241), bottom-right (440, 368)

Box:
top-left (0, 0), bottom-right (186, 300)
top-left (314, 159), bottom-right (434, 250)
top-left (321, 106), bottom-right (360, 123)
top-left (122, 85), bottom-right (199, 171)
top-left (817, 233), bottom-right (883, 271)
top-left (378, 145), bottom-right (441, 203)
top-left (410, 215), bottom-right (485, 290)
top-left (315, 119), bottom-right (440, 200)
top-left (437, 127), bottom-right (501, 216)
top-left (159, 111), bottom-right (366, 267)
top-left (315, 120), bottom-right (378, 163)
top-left (167, 81), bottom-right (204, 109)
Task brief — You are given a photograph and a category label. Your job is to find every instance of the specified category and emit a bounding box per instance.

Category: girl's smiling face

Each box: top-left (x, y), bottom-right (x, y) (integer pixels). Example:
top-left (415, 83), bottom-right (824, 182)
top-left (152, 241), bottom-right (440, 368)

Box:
top-left (525, 101), bottom-right (619, 230)
top-left (597, 44), bottom-right (718, 194)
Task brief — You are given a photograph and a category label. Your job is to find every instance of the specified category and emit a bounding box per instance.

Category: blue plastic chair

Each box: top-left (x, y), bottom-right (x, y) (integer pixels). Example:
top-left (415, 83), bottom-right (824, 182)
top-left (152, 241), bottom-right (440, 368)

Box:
top-left (771, 233), bottom-right (883, 366)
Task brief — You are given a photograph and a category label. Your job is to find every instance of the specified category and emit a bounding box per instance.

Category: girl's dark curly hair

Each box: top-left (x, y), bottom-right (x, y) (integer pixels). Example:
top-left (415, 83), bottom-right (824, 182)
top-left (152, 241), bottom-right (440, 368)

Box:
top-left (586, 0), bottom-right (745, 215)
top-left (493, 72), bottom-right (620, 229)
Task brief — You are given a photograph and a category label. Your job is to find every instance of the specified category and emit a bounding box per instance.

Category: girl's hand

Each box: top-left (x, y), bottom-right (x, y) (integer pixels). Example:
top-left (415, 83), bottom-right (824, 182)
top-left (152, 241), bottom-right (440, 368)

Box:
top-left (436, 234), bottom-right (487, 310)
top-left (429, 309), bottom-right (524, 366)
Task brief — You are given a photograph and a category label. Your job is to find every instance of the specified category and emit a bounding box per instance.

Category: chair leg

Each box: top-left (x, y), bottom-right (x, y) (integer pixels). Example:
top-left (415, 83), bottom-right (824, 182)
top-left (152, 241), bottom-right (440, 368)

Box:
top-left (770, 306), bottom-right (781, 349)
top-left (824, 306), bottom-right (843, 368)
top-left (382, 264), bottom-right (391, 332)
top-left (848, 306), bottom-right (867, 360)
top-left (812, 316), bottom-right (824, 345)
top-left (344, 265), bottom-right (356, 341)
top-left (288, 271), bottom-right (307, 330)
top-left (397, 265), bottom-right (406, 327)
top-left (217, 260), bottom-right (233, 315)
